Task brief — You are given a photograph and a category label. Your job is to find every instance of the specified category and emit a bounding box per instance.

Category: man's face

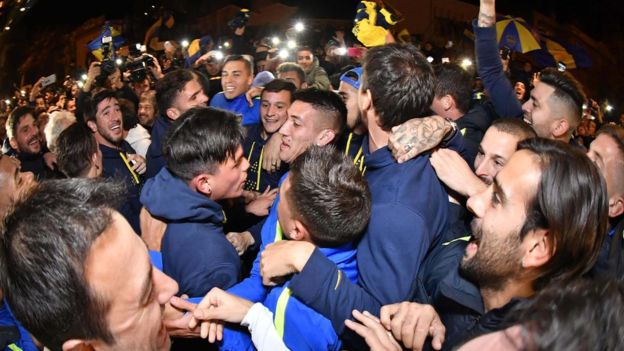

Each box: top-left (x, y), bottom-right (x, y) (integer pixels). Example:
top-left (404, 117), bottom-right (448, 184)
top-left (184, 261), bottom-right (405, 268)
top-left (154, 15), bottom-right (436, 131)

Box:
top-left (210, 145), bottom-right (250, 200)
top-left (205, 61), bottom-right (221, 77)
top-left (296, 50), bottom-right (314, 71)
top-left (279, 100), bottom-right (327, 163)
top-left (522, 82), bottom-right (556, 138)
top-left (35, 97), bottom-right (46, 110)
top-left (221, 60), bottom-right (252, 100)
top-left (461, 150), bottom-right (542, 289)
top-left (138, 100), bottom-right (157, 127)
top-left (91, 98), bottom-right (124, 147)
top-left (278, 71), bottom-right (303, 90)
top-left (11, 114), bottom-right (42, 154)
top-left (85, 212), bottom-right (178, 351)
top-left (261, 90), bottom-right (291, 135)
top-left (514, 82), bottom-right (526, 101)
top-left (132, 79), bottom-right (151, 96)
top-left (474, 128), bottom-right (520, 185)
top-left (67, 99), bottom-right (77, 113)
top-left (588, 134), bottom-right (624, 209)
top-left (170, 78), bottom-right (208, 119)
top-left (0, 156), bottom-right (36, 215)
top-left (338, 81), bottom-right (362, 130)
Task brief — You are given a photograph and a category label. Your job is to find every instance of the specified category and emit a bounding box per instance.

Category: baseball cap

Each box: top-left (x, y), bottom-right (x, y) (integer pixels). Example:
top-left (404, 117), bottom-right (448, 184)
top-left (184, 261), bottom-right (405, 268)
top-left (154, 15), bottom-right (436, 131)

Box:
top-left (339, 67), bottom-right (363, 89)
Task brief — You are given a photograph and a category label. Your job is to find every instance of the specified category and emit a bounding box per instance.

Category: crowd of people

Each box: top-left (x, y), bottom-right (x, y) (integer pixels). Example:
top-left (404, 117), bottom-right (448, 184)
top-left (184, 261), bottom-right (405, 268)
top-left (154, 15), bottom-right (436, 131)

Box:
top-left (0, 0), bottom-right (623, 350)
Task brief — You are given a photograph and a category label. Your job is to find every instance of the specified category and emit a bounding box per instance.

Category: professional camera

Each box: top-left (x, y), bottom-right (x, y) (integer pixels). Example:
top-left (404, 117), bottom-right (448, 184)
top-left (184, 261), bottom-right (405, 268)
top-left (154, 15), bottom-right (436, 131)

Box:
top-left (126, 55), bottom-right (156, 83)
top-left (228, 8), bottom-right (251, 30)
top-left (95, 34), bottom-right (117, 87)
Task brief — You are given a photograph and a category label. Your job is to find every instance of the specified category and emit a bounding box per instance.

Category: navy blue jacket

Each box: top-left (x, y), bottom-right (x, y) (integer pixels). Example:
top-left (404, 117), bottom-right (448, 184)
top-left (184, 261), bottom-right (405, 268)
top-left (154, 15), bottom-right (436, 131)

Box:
top-left (4, 148), bottom-right (55, 180)
top-left (286, 137), bottom-right (449, 335)
top-left (141, 167), bottom-right (241, 297)
top-left (242, 123), bottom-right (288, 192)
top-left (99, 141), bottom-right (142, 234)
top-left (145, 114), bottom-right (172, 179)
top-left (474, 20), bottom-right (523, 119)
top-left (590, 217), bottom-right (624, 280)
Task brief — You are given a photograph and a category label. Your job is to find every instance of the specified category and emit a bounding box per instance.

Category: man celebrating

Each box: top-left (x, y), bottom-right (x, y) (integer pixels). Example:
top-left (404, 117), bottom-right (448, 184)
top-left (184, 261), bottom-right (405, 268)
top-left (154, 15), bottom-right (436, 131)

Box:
top-left (0, 179), bottom-right (179, 351)
top-left (4, 106), bottom-right (55, 179)
top-left (85, 90), bottom-right (146, 233)
top-left (210, 55), bottom-right (261, 126)
top-left (146, 69), bottom-right (209, 178)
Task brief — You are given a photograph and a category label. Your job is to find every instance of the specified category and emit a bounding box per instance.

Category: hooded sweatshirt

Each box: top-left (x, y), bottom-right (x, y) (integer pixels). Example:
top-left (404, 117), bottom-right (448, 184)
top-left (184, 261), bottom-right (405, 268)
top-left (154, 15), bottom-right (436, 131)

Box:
top-left (303, 57), bottom-right (331, 90)
top-left (141, 167), bottom-right (240, 296)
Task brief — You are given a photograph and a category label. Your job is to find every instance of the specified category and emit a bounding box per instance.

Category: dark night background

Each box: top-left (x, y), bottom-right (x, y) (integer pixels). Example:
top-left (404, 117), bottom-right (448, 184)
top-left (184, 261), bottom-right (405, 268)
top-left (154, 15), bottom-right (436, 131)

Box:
top-left (1, 0), bottom-right (623, 111)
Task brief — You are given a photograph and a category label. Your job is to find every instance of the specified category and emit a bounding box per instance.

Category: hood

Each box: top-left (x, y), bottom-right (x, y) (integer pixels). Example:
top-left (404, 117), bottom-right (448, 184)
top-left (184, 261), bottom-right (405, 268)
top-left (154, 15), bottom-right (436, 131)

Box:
top-left (304, 56), bottom-right (321, 74)
top-left (141, 167), bottom-right (224, 224)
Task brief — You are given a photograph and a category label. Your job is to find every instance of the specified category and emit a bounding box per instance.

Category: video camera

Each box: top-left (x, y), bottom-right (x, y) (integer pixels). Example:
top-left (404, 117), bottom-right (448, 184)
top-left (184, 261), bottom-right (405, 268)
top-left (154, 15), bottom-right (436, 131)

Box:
top-left (95, 34), bottom-right (117, 87)
top-left (228, 9), bottom-right (251, 30)
top-left (126, 55), bottom-right (156, 83)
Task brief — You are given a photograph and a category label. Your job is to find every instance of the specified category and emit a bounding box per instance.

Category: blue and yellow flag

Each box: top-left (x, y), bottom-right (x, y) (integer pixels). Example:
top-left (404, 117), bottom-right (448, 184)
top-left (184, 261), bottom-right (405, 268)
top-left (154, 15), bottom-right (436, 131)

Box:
top-left (144, 13), bottom-right (175, 52)
top-left (87, 22), bottom-right (125, 60)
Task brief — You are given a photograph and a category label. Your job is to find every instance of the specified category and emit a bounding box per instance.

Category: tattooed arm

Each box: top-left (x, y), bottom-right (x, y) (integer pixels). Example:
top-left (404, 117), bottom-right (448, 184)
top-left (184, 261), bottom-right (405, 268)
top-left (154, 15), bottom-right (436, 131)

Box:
top-left (478, 0), bottom-right (496, 27)
top-left (388, 116), bottom-right (455, 164)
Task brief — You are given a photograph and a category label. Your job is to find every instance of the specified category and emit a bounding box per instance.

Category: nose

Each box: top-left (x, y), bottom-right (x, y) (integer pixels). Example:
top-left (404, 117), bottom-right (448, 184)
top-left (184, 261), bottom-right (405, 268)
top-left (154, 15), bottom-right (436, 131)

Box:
top-left (153, 268), bottom-right (179, 305)
top-left (521, 99), bottom-right (531, 114)
top-left (279, 119), bottom-right (292, 136)
top-left (241, 157), bottom-right (250, 172)
top-left (466, 186), bottom-right (489, 218)
top-left (474, 160), bottom-right (495, 185)
top-left (198, 91), bottom-right (209, 105)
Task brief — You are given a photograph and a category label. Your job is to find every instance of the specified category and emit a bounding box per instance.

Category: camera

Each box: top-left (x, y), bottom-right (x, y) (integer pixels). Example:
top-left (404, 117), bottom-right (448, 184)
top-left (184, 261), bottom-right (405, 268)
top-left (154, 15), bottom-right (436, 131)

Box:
top-left (126, 55), bottom-right (156, 83)
top-left (228, 9), bottom-right (251, 30)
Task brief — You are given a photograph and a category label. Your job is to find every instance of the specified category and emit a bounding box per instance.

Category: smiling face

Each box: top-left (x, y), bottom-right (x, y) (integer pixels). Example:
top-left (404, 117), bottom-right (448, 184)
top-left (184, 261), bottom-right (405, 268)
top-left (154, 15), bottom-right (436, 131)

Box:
top-left (208, 145), bottom-right (250, 200)
top-left (296, 50), bottom-right (314, 71)
top-left (221, 60), bottom-right (253, 100)
top-left (261, 90), bottom-right (292, 136)
top-left (461, 150), bottom-right (542, 290)
top-left (10, 113), bottom-right (41, 154)
top-left (338, 81), bottom-right (362, 131)
top-left (89, 97), bottom-right (123, 148)
top-left (84, 212), bottom-right (178, 351)
top-left (522, 82), bottom-right (556, 139)
top-left (474, 128), bottom-right (521, 185)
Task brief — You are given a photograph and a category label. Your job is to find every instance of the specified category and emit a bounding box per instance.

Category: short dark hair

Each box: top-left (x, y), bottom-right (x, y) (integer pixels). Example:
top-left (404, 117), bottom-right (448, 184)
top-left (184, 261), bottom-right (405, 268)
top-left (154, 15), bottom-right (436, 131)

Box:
top-left (83, 90), bottom-right (117, 123)
top-left (56, 122), bottom-right (99, 177)
top-left (517, 138), bottom-right (608, 290)
top-left (261, 79), bottom-right (296, 101)
top-left (119, 98), bottom-right (138, 131)
top-left (288, 146), bottom-right (371, 247)
top-left (223, 55), bottom-right (253, 75)
top-left (6, 106), bottom-right (35, 140)
top-left (434, 63), bottom-right (473, 114)
top-left (491, 118), bottom-right (537, 141)
top-left (164, 107), bottom-right (243, 182)
top-left (513, 278), bottom-right (624, 350)
top-left (292, 88), bottom-right (346, 141)
top-left (361, 43), bottom-right (435, 130)
top-left (0, 179), bottom-right (127, 350)
top-left (539, 68), bottom-right (586, 129)
top-left (296, 46), bottom-right (314, 55)
top-left (154, 69), bottom-right (197, 115)
top-left (276, 63), bottom-right (306, 84)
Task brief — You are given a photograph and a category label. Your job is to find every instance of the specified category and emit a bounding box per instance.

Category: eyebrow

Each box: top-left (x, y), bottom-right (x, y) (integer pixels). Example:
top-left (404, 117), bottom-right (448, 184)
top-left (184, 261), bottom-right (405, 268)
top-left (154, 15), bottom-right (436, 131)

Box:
top-left (492, 177), bottom-right (508, 205)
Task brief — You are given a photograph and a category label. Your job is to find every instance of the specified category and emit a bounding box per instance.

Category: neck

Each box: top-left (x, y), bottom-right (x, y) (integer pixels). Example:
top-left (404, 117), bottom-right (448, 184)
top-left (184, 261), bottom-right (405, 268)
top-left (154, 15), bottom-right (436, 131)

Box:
top-left (260, 129), bottom-right (271, 141)
top-left (352, 123), bottom-right (367, 136)
top-left (85, 164), bottom-right (100, 178)
top-left (480, 280), bottom-right (534, 312)
top-left (444, 109), bottom-right (464, 121)
top-left (366, 113), bottom-right (389, 153)
top-left (95, 134), bottom-right (120, 150)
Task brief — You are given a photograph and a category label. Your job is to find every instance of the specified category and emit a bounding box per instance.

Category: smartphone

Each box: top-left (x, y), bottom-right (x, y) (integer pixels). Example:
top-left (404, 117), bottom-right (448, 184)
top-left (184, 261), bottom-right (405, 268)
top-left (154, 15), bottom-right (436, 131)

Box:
top-left (41, 74), bottom-right (57, 88)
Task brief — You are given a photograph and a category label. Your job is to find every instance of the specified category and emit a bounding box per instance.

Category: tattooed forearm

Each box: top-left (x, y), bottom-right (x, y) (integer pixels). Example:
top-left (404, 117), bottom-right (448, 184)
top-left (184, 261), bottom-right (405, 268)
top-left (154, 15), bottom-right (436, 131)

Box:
top-left (389, 116), bottom-right (451, 161)
top-left (478, 11), bottom-right (495, 27)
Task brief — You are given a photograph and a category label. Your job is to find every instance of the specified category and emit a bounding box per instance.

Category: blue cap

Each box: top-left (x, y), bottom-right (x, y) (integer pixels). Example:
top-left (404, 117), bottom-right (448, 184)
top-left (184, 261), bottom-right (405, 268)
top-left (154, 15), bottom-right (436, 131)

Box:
top-left (339, 67), bottom-right (363, 89)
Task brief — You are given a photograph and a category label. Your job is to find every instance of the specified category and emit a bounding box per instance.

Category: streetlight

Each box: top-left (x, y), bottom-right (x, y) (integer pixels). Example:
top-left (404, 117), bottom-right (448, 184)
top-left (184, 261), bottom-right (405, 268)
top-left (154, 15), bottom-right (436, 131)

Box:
top-left (287, 40), bottom-right (297, 49)
top-left (294, 22), bottom-right (304, 32)
top-left (272, 37), bottom-right (281, 46)
top-left (461, 58), bottom-right (473, 69)
top-left (279, 49), bottom-right (289, 59)
top-left (181, 40), bottom-right (189, 48)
